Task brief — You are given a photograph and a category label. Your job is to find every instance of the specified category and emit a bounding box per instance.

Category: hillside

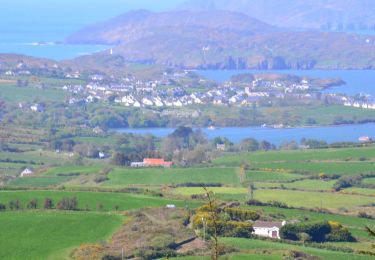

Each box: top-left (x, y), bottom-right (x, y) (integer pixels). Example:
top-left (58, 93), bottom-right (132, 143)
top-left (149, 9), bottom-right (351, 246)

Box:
top-left (66, 10), bottom-right (375, 70)
top-left (66, 10), bottom-right (276, 45)
top-left (179, 0), bottom-right (375, 30)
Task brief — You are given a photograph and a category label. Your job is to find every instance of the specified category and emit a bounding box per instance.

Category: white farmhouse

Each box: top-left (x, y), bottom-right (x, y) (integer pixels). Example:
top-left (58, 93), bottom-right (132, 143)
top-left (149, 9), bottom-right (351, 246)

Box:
top-left (252, 221), bottom-right (286, 239)
top-left (20, 168), bottom-right (34, 177)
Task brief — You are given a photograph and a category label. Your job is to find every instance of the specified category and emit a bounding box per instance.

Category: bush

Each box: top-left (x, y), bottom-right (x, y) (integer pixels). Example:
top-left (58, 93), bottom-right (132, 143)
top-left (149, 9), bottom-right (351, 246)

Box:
top-left (9, 200), bottom-right (21, 210)
top-left (280, 221), bottom-right (355, 243)
top-left (57, 197), bottom-right (78, 211)
top-left (0, 203), bottom-right (6, 211)
top-left (44, 198), bottom-right (53, 209)
top-left (326, 228), bottom-right (356, 242)
top-left (333, 176), bottom-right (362, 191)
top-left (280, 221), bottom-right (331, 242)
top-left (27, 199), bottom-right (38, 209)
top-left (224, 208), bottom-right (260, 221)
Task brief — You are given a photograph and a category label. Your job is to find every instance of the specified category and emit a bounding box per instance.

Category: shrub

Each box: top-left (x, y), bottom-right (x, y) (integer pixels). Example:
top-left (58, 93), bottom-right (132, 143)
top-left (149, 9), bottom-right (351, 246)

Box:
top-left (44, 198), bottom-right (53, 209)
top-left (0, 203), bottom-right (6, 211)
top-left (280, 221), bottom-right (355, 243)
top-left (57, 197), bottom-right (78, 211)
top-left (224, 208), bottom-right (260, 221)
top-left (27, 199), bottom-right (38, 209)
top-left (280, 221), bottom-right (331, 242)
top-left (9, 200), bottom-right (21, 210)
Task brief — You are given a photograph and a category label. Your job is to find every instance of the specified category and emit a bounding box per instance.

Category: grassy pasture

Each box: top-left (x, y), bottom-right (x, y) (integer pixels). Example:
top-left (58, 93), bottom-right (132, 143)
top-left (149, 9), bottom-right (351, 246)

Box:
top-left (45, 165), bottom-right (104, 176)
top-left (246, 171), bottom-right (303, 182)
top-left (7, 176), bottom-right (72, 187)
top-left (253, 189), bottom-right (375, 210)
top-left (105, 167), bottom-right (241, 187)
top-left (0, 150), bottom-right (71, 165)
top-left (0, 84), bottom-right (67, 102)
top-left (0, 211), bottom-right (123, 260)
top-left (173, 187), bottom-right (248, 196)
top-left (213, 146), bottom-right (375, 166)
top-left (220, 238), bottom-right (373, 260)
top-left (255, 161), bottom-right (375, 176)
top-left (281, 179), bottom-right (336, 191)
top-left (341, 187), bottom-right (375, 196)
top-left (362, 177), bottom-right (375, 185)
top-left (0, 190), bottom-right (201, 211)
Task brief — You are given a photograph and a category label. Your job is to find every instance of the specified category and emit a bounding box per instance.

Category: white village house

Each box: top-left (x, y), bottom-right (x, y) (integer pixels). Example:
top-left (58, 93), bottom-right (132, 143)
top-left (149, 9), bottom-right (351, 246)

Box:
top-left (252, 221), bottom-right (286, 239)
top-left (20, 168), bottom-right (34, 177)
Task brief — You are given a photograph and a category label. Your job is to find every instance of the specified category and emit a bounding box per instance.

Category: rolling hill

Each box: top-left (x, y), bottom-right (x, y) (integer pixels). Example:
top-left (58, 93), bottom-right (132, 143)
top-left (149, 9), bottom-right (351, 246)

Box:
top-left (66, 10), bottom-right (375, 70)
top-left (179, 0), bottom-right (375, 30)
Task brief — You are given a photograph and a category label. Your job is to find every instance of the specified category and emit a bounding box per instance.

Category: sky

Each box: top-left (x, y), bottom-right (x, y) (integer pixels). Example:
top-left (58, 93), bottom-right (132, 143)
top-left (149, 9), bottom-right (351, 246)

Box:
top-left (0, 0), bottom-right (186, 39)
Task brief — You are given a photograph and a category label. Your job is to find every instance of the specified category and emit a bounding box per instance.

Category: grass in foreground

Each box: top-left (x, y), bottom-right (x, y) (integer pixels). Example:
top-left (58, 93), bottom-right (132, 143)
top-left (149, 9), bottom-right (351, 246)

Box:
top-left (0, 211), bottom-right (123, 260)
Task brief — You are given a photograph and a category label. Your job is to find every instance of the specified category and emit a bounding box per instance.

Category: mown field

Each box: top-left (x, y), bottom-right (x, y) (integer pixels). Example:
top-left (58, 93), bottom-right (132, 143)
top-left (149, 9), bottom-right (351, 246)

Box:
top-left (0, 84), bottom-right (67, 102)
top-left (220, 238), bottom-right (373, 260)
top-left (0, 211), bottom-right (123, 260)
top-left (0, 190), bottom-right (200, 211)
top-left (104, 167), bottom-right (241, 187)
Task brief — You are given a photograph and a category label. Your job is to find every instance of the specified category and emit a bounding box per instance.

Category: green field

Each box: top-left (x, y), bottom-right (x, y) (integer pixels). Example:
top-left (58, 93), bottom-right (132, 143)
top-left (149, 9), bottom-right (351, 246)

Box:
top-left (246, 171), bottom-right (303, 182)
top-left (220, 238), bottom-right (373, 260)
top-left (0, 190), bottom-right (200, 211)
top-left (45, 165), bottom-right (104, 176)
top-left (173, 187), bottom-right (248, 196)
top-left (0, 211), bottom-right (122, 260)
top-left (0, 84), bottom-right (67, 102)
top-left (213, 146), bottom-right (375, 166)
top-left (341, 187), bottom-right (375, 196)
top-left (255, 161), bottom-right (375, 176)
top-left (253, 189), bottom-right (374, 210)
top-left (362, 177), bottom-right (375, 185)
top-left (282, 179), bottom-right (336, 191)
top-left (104, 167), bottom-right (241, 187)
top-left (7, 177), bottom-right (72, 187)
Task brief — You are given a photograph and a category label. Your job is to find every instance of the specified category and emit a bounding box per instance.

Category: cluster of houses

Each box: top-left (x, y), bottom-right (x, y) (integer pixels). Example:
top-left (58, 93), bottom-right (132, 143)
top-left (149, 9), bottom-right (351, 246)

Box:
top-left (60, 75), bottom-right (321, 108)
top-left (58, 71), bottom-right (375, 110)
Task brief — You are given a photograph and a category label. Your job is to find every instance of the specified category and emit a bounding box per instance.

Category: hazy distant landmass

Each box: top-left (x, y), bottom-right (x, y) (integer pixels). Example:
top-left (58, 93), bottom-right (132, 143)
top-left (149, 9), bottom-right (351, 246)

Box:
top-left (178, 0), bottom-right (375, 30)
top-left (66, 10), bottom-right (375, 70)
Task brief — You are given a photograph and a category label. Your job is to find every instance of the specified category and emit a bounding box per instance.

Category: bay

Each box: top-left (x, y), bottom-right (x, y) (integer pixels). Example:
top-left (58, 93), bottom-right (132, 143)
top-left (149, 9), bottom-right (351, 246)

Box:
top-left (113, 123), bottom-right (375, 145)
top-left (197, 70), bottom-right (375, 98)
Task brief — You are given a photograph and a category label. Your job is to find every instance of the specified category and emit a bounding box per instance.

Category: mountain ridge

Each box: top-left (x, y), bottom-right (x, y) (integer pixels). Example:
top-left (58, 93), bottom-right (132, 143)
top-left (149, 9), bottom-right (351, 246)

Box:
top-left (178, 0), bottom-right (375, 30)
top-left (66, 9), bottom-right (375, 70)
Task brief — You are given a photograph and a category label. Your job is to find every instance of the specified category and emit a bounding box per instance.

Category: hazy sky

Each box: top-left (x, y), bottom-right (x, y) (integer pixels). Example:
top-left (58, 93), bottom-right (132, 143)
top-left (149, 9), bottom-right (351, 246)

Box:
top-left (0, 0), bottom-right (184, 38)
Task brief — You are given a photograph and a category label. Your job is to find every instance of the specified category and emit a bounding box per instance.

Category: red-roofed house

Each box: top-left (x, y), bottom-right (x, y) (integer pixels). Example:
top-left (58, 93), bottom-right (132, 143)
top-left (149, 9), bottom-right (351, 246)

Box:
top-left (143, 158), bottom-right (173, 168)
top-left (131, 158), bottom-right (173, 168)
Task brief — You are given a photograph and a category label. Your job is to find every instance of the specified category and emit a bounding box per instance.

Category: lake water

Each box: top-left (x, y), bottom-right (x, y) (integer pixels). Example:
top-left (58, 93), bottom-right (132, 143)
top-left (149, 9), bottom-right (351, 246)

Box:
top-left (197, 70), bottom-right (375, 98)
top-left (113, 124), bottom-right (375, 145)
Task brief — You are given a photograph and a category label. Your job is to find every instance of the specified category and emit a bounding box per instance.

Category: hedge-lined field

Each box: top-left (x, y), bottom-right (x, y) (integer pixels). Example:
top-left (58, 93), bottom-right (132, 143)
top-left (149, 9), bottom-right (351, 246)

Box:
top-left (0, 211), bottom-right (123, 260)
top-left (0, 191), bottom-right (201, 211)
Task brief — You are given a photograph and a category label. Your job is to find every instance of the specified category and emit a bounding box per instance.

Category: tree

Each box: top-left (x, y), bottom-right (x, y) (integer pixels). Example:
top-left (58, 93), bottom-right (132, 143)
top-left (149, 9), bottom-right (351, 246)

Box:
top-left (27, 199), bottom-right (38, 209)
top-left (239, 138), bottom-right (259, 152)
top-left (203, 187), bottom-right (219, 260)
top-left (44, 198), bottom-right (54, 209)
top-left (259, 141), bottom-right (273, 151)
top-left (248, 183), bottom-right (256, 200)
top-left (57, 197), bottom-right (78, 211)
top-left (9, 200), bottom-right (21, 210)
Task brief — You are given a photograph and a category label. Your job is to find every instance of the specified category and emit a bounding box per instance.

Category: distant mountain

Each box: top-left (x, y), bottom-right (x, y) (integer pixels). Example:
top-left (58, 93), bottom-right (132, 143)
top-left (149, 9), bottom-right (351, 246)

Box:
top-left (66, 10), bottom-right (375, 70)
top-left (66, 10), bottom-right (276, 45)
top-left (179, 0), bottom-right (375, 30)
